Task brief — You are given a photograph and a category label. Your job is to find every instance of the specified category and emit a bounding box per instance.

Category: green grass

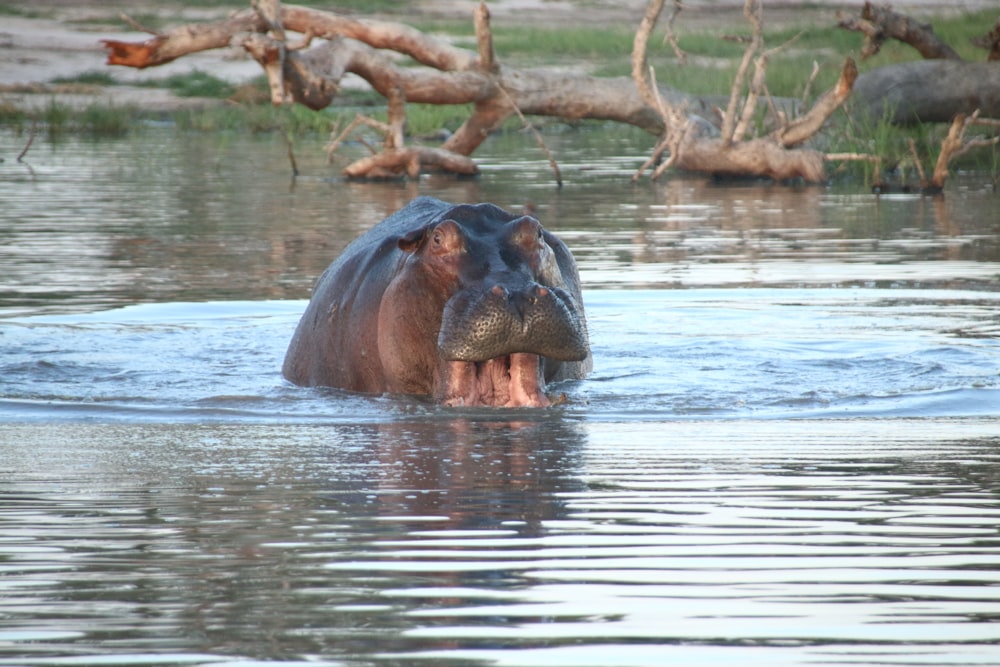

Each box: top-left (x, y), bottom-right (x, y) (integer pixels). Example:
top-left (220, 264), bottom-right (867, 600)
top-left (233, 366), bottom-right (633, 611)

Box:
top-left (2, 100), bottom-right (138, 138)
top-left (50, 71), bottom-right (119, 87)
top-left (819, 105), bottom-right (999, 186)
top-left (0, 2), bottom-right (43, 17)
top-left (492, 25), bottom-right (637, 61)
top-left (174, 103), bottom-right (340, 134)
top-left (142, 71), bottom-right (237, 98)
top-left (77, 102), bottom-right (135, 136)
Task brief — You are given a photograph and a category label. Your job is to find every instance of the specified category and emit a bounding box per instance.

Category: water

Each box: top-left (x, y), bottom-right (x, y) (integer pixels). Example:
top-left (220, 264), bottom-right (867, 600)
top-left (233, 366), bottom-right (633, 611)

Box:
top-left (1, 127), bottom-right (999, 666)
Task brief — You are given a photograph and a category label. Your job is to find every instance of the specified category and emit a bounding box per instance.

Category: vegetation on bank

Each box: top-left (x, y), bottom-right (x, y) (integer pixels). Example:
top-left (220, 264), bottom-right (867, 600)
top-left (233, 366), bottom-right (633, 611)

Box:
top-left (1, 4), bottom-right (997, 184)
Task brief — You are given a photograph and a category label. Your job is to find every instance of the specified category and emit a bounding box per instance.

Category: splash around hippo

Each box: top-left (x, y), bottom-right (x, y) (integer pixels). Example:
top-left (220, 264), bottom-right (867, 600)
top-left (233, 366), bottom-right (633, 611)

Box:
top-left (282, 196), bottom-right (591, 407)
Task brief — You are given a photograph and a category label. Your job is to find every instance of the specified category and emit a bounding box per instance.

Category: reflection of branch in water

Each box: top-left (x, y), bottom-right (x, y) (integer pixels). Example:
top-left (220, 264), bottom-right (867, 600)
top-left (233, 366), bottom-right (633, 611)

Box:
top-left (284, 130), bottom-right (299, 178)
top-left (17, 119), bottom-right (37, 163)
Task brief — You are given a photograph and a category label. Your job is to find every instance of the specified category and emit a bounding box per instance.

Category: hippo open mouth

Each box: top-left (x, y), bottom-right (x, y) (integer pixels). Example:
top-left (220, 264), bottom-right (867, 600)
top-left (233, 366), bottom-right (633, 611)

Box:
top-left (282, 197), bottom-right (591, 407)
top-left (434, 280), bottom-right (588, 407)
top-left (438, 353), bottom-right (557, 408)
top-left (438, 283), bottom-right (589, 364)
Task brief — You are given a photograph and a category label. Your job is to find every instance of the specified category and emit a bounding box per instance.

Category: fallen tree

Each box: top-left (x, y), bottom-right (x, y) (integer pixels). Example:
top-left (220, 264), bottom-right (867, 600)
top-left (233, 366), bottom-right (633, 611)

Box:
top-left (101, 0), bottom-right (996, 187)
top-left (105, 1), bottom-right (667, 179)
top-left (104, 0), bottom-right (860, 182)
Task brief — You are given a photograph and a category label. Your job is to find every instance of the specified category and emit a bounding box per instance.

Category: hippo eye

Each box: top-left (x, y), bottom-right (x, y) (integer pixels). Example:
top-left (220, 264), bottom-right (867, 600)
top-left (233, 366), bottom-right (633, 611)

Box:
top-left (433, 232), bottom-right (442, 245)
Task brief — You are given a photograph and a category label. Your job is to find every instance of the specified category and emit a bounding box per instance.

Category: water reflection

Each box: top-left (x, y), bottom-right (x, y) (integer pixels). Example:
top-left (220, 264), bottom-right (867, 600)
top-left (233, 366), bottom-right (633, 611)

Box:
top-left (3, 418), bottom-right (998, 665)
top-left (1, 127), bottom-right (999, 667)
top-left (0, 418), bottom-right (588, 664)
top-left (366, 419), bottom-right (585, 531)
top-left (2, 128), bottom-right (998, 315)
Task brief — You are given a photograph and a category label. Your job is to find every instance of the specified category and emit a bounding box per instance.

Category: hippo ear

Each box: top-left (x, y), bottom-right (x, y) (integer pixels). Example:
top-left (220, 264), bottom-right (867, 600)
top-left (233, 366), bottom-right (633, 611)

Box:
top-left (397, 225), bottom-right (431, 253)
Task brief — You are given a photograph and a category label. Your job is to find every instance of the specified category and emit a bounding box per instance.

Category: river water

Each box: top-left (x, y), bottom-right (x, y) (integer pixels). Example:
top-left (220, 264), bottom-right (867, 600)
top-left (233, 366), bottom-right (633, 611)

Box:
top-left (1, 127), bottom-right (999, 666)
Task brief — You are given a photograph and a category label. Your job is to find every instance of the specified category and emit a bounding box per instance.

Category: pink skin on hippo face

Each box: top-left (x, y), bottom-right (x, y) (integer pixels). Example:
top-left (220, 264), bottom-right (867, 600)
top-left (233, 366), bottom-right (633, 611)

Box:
top-left (282, 197), bottom-right (591, 407)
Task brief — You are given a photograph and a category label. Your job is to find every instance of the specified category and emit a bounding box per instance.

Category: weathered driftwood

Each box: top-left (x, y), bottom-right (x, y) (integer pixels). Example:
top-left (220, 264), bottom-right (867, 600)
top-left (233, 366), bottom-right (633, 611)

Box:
top-left (929, 111), bottom-right (1000, 191)
top-left (631, 0), bottom-right (855, 183)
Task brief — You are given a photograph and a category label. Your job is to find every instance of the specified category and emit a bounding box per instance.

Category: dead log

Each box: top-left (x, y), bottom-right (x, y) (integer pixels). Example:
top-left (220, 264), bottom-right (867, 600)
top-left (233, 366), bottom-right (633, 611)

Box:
top-left (837, 1), bottom-right (961, 61)
top-left (838, 3), bottom-right (1000, 127)
top-left (851, 60), bottom-right (1000, 125)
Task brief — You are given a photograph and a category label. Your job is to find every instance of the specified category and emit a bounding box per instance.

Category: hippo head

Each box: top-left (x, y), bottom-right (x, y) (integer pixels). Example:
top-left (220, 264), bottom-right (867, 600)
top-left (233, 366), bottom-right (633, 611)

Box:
top-left (377, 204), bottom-right (590, 407)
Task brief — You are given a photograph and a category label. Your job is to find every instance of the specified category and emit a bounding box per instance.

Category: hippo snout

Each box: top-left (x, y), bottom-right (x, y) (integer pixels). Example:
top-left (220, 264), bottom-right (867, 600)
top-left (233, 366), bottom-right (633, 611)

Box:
top-left (438, 280), bottom-right (589, 363)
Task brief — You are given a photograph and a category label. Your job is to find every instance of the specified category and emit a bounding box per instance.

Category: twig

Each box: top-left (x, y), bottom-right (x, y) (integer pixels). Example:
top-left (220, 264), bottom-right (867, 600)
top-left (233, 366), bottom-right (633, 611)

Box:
top-left (825, 152), bottom-right (882, 183)
top-left (776, 57), bottom-right (856, 148)
top-left (634, 136), bottom-right (671, 180)
top-left (825, 152), bottom-right (879, 162)
top-left (972, 117), bottom-right (1000, 128)
top-left (119, 12), bottom-right (161, 35)
top-left (385, 86), bottom-right (406, 150)
top-left (733, 51), bottom-right (767, 143)
top-left (801, 60), bottom-right (820, 102)
top-left (498, 85), bottom-right (562, 187)
top-left (734, 29), bottom-right (802, 142)
top-left (325, 113), bottom-right (392, 163)
top-left (931, 110), bottom-right (1000, 190)
top-left (907, 137), bottom-right (928, 189)
top-left (632, 0), bottom-right (687, 181)
top-left (632, 0), bottom-right (669, 123)
top-left (720, 0), bottom-right (762, 146)
top-left (284, 131), bottom-right (299, 177)
top-left (661, 0), bottom-right (687, 64)
top-left (648, 65), bottom-right (688, 179)
top-left (17, 119), bottom-right (37, 162)
top-left (287, 29), bottom-right (315, 51)
top-left (634, 65), bottom-right (683, 181)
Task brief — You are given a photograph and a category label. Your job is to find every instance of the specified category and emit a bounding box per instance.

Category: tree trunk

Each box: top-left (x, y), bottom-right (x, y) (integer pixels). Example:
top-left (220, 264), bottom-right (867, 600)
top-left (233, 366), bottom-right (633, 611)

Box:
top-left (851, 60), bottom-right (1000, 125)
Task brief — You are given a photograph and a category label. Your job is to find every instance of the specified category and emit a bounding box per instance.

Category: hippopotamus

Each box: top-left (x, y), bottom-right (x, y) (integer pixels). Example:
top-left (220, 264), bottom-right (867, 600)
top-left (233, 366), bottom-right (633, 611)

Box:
top-left (282, 196), bottom-right (591, 407)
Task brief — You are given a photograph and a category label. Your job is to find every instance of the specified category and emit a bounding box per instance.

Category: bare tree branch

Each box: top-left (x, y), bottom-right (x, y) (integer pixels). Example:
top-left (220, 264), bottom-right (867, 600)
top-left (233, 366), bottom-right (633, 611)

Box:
top-left (838, 1), bottom-right (962, 60)
top-left (777, 57), bottom-right (856, 147)
top-left (719, 0), bottom-right (762, 146)
top-left (661, 0), bottom-right (687, 65)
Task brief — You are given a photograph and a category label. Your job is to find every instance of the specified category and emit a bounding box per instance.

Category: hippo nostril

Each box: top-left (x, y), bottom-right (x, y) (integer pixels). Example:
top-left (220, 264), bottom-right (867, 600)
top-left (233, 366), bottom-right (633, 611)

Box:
top-left (534, 285), bottom-right (549, 298)
top-left (491, 284), bottom-right (508, 299)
